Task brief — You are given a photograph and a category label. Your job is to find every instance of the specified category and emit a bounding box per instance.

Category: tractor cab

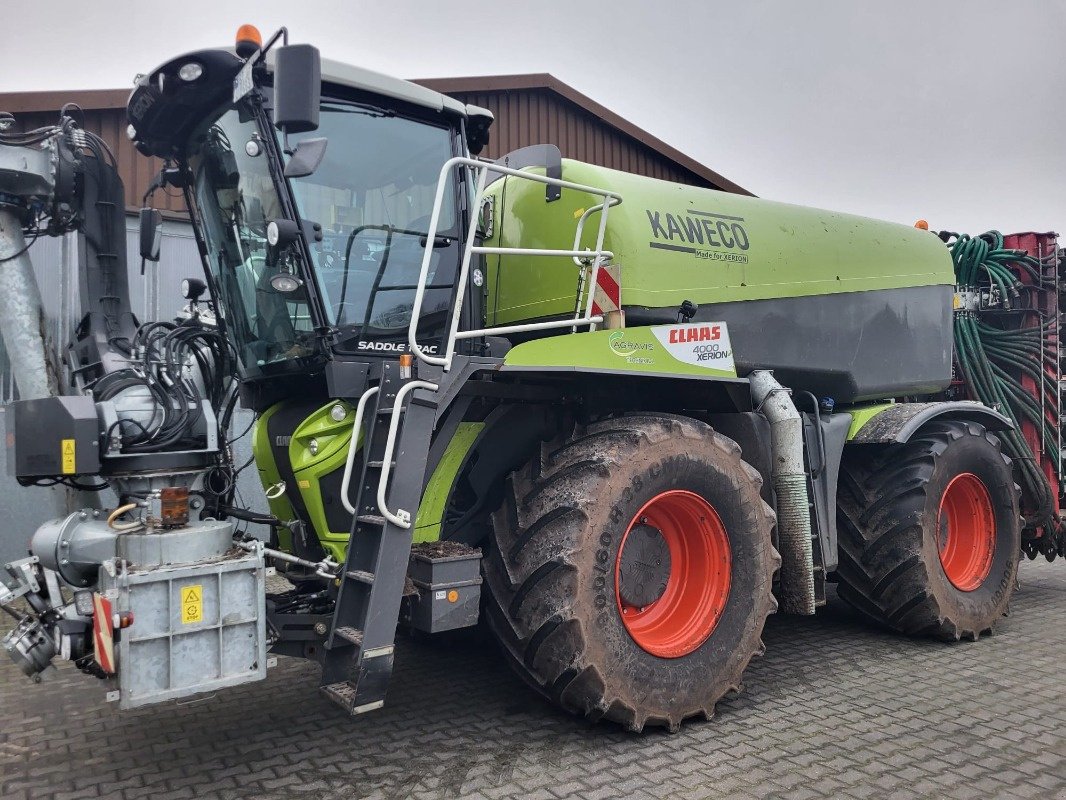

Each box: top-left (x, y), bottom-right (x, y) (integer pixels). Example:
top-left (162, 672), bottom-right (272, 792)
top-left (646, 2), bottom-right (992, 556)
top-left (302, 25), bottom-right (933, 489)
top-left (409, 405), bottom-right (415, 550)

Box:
top-left (127, 28), bottom-right (493, 397)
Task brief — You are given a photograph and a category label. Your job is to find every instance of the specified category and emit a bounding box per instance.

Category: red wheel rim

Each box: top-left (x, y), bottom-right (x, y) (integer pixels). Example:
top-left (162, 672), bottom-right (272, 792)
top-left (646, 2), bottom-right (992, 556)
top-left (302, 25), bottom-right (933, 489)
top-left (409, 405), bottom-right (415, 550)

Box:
top-left (614, 490), bottom-right (731, 658)
top-left (937, 473), bottom-right (996, 592)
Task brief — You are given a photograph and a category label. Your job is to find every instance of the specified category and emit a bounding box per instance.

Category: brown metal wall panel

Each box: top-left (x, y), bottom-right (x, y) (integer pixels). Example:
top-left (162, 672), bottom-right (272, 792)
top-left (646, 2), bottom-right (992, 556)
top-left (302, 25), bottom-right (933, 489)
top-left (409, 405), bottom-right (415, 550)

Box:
top-left (7, 81), bottom-right (723, 220)
top-left (452, 88), bottom-right (712, 187)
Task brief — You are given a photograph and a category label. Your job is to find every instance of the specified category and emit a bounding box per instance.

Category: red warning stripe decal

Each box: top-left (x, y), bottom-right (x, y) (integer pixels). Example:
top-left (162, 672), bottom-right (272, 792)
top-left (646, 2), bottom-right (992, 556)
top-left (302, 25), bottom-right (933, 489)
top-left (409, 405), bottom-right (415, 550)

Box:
top-left (591, 264), bottom-right (621, 316)
top-left (92, 593), bottom-right (115, 675)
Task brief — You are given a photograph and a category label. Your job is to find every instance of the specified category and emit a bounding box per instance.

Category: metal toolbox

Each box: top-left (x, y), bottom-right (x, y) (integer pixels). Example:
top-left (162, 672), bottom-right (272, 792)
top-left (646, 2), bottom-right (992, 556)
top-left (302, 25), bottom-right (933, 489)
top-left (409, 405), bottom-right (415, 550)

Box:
top-left (99, 547), bottom-right (267, 709)
top-left (404, 543), bottom-right (482, 634)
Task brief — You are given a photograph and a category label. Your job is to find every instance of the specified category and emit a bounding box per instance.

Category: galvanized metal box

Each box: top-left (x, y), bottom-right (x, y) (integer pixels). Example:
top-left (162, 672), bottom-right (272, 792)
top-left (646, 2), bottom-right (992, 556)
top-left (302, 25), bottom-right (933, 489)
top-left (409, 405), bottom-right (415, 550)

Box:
top-left (99, 548), bottom-right (266, 709)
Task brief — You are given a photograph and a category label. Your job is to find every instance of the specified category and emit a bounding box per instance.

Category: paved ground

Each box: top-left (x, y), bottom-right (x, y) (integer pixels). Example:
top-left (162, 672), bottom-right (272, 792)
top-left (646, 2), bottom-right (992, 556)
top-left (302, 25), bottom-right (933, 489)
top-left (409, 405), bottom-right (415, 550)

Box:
top-left (2, 561), bottom-right (1065, 800)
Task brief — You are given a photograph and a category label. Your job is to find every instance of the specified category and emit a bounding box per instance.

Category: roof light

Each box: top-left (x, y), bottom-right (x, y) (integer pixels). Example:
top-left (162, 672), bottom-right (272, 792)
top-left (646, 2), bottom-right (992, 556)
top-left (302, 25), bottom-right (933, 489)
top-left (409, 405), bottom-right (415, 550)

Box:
top-left (235, 24), bottom-right (263, 59)
top-left (177, 62), bottom-right (203, 82)
top-left (914, 219), bottom-right (929, 230)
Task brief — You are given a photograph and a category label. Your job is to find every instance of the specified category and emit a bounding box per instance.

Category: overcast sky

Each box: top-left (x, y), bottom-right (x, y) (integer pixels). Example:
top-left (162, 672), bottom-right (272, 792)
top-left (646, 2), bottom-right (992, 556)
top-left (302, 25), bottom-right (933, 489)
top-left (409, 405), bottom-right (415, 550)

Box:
top-left (1, 1), bottom-right (1062, 234)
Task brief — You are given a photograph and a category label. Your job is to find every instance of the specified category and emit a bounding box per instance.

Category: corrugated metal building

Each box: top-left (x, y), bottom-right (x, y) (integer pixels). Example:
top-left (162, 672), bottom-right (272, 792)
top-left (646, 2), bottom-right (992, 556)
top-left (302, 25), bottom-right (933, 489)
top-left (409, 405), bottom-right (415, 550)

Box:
top-left (416, 74), bottom-right (748, 194)
top-left (0, 72), bottom-right (748, 217)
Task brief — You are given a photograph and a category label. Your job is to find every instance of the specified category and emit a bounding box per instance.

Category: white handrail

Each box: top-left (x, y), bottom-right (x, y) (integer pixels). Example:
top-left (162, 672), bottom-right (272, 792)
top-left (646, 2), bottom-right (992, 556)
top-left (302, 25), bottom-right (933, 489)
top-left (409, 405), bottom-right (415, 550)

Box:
top-left (377, 379), bottom-right (439, 529)
top-left (340, 386), bottom-right (379, 515)
top-left (571, 197), bottom-right (621, 266)
top-left (406, 156), bottom-right (622, 372)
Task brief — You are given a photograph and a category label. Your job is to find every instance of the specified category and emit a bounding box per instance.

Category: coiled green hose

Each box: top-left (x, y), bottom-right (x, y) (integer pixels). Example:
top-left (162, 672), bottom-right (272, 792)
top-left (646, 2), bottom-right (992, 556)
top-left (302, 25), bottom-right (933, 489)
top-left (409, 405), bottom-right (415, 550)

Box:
top-left (948, 231), bottom-right (1055, 528)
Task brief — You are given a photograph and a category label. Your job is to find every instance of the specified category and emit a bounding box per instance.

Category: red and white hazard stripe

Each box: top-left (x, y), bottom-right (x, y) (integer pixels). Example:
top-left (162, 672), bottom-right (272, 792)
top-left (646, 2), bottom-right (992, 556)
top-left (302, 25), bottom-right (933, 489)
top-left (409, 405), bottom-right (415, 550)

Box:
top-left (591, 263), bottom-right (622, 317)
top-left (92, 593), bottom-right (116, 675)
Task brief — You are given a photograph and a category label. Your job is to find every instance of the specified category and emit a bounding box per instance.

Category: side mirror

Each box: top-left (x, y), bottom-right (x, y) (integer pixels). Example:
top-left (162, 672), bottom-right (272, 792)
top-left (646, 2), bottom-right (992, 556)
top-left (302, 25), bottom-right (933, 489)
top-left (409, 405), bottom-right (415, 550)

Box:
top-left (139, 208), bottom-right (162, 262)
top-left (465, 105), bottom-right (493, 156)
top-left (273, 44), bottom-right (321, 134)
top-left (284, 137), bottom-right (328, 178)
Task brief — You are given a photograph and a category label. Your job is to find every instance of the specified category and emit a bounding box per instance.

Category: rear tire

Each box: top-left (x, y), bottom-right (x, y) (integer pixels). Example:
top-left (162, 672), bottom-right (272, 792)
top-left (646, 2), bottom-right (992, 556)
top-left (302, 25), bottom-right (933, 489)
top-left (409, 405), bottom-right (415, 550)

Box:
top-left (483, 414), bottom-right (779, 731)
top-left (836, 420), bottom-right (1020, 640)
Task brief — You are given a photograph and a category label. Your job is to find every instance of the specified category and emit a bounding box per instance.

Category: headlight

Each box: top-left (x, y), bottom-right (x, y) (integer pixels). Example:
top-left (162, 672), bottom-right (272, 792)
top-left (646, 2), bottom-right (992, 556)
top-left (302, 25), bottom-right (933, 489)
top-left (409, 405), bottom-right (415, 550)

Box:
top-left (269, 273), bottom-right (302, 293)
top-left (178, 62), bottom-right (204, 82)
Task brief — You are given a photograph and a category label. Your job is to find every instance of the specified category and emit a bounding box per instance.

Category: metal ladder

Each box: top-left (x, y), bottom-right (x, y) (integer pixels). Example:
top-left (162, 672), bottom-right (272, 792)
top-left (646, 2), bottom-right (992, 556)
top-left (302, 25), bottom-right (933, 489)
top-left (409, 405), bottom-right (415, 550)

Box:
top-left (319, 361), bottom-right (439, 714)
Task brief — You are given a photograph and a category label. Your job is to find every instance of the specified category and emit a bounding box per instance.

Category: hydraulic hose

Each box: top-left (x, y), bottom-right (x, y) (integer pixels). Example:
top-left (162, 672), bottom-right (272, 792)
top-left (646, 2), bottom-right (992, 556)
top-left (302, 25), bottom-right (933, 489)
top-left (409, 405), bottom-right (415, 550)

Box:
top-left (947, 231), bottom-right (1056, 528)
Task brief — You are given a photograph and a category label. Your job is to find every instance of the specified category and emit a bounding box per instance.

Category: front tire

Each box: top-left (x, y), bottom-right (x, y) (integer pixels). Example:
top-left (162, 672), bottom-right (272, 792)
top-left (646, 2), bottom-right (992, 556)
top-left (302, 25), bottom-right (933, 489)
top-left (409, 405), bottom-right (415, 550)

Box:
top-left (836, 420), bottom-right (1020, 640)
top-left (483, 414), bottom-right (779, 731)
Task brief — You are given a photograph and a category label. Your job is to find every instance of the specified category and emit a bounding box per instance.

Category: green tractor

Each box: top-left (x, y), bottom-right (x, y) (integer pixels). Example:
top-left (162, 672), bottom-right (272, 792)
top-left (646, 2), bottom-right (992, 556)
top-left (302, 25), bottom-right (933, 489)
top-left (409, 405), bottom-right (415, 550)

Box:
top-left (4, 26), bottom-right (1059, 732)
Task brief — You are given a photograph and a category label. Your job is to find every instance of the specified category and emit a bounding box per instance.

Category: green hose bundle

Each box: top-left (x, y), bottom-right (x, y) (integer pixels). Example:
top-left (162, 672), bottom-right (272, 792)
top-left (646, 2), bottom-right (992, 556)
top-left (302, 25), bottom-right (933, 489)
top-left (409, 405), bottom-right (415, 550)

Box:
top-left (948, 231), bottom-right (1056, 528)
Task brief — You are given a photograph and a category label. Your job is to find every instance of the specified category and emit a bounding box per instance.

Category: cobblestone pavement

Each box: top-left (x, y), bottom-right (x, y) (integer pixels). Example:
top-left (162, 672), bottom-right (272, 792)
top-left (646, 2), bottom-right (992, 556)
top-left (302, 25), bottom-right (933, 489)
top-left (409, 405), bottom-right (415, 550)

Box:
top-left (1, 560), bottom-right (1064, 800)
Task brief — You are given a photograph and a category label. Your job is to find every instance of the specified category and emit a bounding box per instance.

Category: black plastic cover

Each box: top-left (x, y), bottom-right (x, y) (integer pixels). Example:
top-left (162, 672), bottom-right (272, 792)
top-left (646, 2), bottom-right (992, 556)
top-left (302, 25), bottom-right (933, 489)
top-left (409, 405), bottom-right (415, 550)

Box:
top-left (6, 396), bottom-right (101, 478)
top-left (272, 45), bottom-right (321, 134)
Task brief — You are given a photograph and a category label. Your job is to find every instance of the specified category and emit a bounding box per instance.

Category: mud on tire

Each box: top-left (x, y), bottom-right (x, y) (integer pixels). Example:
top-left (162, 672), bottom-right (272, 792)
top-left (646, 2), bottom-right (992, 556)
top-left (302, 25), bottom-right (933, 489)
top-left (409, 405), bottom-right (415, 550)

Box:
top-left (836, 420), bottom-right (1020, 641)
top-left (482, 414), bottom-right (779, 732)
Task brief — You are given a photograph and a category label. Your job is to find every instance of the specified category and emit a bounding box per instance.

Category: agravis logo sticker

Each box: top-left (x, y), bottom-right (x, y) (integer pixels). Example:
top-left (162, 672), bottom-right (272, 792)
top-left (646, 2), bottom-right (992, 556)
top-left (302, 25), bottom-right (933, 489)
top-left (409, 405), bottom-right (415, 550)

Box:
top-left (608, 330), bottom-right (655, 365)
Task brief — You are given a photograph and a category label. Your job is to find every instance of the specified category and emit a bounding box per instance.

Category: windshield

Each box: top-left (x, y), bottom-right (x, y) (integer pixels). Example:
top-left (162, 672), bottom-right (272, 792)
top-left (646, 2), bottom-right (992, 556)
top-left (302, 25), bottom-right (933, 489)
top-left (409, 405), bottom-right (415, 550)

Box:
top-left (288, 100), bottom-right (460, 348)
top-left (186, 107), bottom-right (317, 374)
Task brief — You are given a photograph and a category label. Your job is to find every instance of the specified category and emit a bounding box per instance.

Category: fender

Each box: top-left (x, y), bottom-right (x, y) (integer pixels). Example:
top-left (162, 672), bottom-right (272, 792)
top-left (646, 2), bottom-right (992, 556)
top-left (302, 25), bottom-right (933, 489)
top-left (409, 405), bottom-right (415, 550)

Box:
top-left (848, 401), bottom-right (1013, 444)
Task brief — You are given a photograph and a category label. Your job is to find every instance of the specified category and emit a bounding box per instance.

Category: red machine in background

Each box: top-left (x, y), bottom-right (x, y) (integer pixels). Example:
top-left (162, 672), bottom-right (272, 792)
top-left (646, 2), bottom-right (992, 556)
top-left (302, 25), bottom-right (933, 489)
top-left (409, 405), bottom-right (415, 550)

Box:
top-left (947, 229), bottom-right (1064, 560)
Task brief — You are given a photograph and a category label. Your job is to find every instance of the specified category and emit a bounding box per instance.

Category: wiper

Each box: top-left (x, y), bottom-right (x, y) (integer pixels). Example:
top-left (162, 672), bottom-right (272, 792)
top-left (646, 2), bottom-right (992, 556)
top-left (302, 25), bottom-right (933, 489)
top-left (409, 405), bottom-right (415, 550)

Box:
top-left (321, 101), bottom-right (395, 118)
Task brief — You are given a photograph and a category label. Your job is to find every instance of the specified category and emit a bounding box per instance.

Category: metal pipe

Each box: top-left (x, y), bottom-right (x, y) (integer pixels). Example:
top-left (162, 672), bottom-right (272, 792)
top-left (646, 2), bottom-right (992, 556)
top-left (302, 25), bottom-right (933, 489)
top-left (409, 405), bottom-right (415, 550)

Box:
top-left (377, 379), bottom-right (438, 528)
top-left (0, 209), bottom-right (59, 399)
top-left (749, 370), bottom-right (816, 615)
top-left (453, 315), bottom-right (602, 340)
top-left (340, 386), bottom-right (379, 515)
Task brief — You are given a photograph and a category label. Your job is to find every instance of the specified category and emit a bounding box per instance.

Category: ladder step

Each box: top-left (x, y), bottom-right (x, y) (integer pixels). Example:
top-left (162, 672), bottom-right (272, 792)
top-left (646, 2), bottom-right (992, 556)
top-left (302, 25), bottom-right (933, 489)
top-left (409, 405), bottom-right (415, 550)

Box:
top-left (345, 569), bottom-right (375, 585)
top-left (366, 460), bottom-right (395, 468)
top-left (377, 406), bottom-right (405, 416)
top-left (321, 681), bottom-right (357, 709)
top-left (356, 514), bottom-right (386, 527)
top-left (321, 682), bottom-right (385, 715)
top-left (334, 626), bottom-right (364, 647)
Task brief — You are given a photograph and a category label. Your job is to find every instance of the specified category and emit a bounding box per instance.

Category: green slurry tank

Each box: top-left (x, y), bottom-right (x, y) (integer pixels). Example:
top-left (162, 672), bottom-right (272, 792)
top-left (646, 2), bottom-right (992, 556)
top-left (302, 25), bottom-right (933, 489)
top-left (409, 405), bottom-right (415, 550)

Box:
top-left (483, 158), bottom-right (955, 402)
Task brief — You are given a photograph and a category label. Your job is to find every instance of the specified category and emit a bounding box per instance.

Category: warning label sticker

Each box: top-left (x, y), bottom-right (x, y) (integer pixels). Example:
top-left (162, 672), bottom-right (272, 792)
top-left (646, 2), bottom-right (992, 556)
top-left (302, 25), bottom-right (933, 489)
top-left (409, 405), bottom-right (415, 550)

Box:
top-left (180, 585), bottom-right (203, 624)
top-left (61, 439), bottom-right (76, 474)
top-left (651, 322), bottom-right (735, 372)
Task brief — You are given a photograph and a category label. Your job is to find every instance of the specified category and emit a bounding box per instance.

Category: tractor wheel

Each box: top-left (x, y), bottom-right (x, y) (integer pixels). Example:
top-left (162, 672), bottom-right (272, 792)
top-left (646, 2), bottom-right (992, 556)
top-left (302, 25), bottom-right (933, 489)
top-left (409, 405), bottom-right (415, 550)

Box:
top-left (483, 414), bottom-right (779, 732)
top-left (836, 420), bottom-right (1020, 640)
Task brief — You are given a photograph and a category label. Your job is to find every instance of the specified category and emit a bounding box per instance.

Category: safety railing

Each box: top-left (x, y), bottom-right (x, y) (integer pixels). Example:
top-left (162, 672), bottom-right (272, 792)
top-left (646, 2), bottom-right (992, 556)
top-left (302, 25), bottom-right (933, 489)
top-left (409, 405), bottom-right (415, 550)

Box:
top-left (407, 156), bottom-right (623, 372)
top-left (364, 158), bottom-right (622, 528)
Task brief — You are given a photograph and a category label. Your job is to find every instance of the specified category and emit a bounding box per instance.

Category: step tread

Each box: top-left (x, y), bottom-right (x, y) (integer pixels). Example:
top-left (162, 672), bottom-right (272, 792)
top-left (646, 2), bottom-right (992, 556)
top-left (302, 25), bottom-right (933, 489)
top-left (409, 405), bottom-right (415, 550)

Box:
top-left (321, 682), bottom-right (357, 707)
top-left (335, 626), bottom-right (364, 646)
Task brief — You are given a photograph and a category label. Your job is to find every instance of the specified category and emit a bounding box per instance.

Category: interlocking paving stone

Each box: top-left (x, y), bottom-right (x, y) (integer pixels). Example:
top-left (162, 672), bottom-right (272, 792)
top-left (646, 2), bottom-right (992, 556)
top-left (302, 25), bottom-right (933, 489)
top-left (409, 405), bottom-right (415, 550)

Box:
top-left (1, 560), bottom-right (1065, 799)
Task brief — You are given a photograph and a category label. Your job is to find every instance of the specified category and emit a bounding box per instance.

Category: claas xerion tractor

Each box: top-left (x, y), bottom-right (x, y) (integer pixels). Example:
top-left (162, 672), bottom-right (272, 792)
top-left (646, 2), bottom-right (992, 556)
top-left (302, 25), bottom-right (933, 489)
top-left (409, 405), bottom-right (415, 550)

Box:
top-left (1, 25), bottom-right (1062, 731)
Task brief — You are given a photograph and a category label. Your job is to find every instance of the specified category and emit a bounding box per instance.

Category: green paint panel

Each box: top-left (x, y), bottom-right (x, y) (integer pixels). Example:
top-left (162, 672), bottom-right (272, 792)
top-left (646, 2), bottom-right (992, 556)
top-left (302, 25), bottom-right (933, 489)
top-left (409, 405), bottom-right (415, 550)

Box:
top-left (252, 403), bottom-right (296, 551)
top-left (844, 402), bottom-right (898, 440)
top-left (483, 160), bottom-right (954, 325)
top-left (413, 421), bottom-right (485, 543)
top-left (254, 402), bottom-right (486, 559)
top-left (504, 325), bottom-right (737, 378)
top-left (289, 400), bottom-right (358, 562)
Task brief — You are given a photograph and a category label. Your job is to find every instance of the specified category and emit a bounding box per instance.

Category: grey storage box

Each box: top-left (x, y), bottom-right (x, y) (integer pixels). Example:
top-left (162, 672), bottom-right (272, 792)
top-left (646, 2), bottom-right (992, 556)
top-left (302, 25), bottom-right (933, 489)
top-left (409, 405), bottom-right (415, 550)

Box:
top-left (404, 543), bottom-right (482, 633)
